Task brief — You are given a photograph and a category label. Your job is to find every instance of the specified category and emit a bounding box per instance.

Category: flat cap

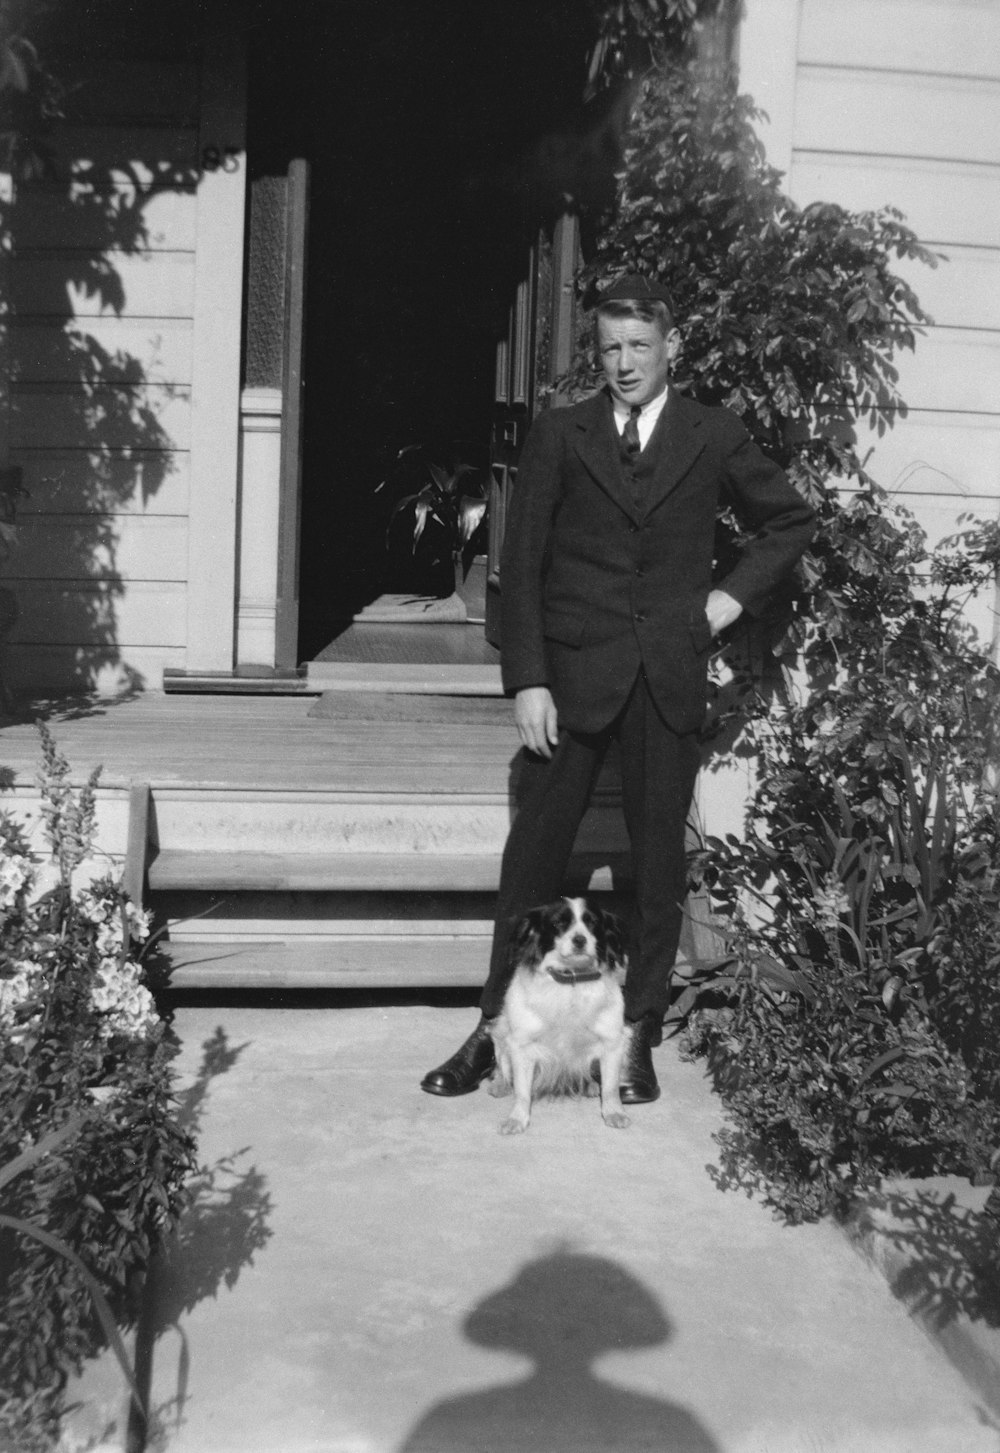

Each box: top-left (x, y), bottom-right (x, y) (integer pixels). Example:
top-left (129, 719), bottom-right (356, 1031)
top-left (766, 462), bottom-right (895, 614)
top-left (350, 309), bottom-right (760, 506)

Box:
top-left (593, 273), bottom-right (674, 306)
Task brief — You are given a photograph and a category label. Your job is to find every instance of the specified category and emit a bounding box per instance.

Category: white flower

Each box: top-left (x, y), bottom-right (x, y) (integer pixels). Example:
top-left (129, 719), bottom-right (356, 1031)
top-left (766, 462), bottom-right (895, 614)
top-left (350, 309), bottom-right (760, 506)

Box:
top-left (0, 958), bottom-right (45, 1034)
top-left (76, 888), bottom-right (113, 925)
top-left (90, 957), bottom-right (158, 1039)
top-left (814, 875), bottom-right (851, 928)
top-left (125, 903), bottom-right (152, 942)
top-left (77, 887), bottom-right (150, 944)
top-left (0, 853), bottom-right (33, 909)
top-left (95, 921), bottom-right (123, 956)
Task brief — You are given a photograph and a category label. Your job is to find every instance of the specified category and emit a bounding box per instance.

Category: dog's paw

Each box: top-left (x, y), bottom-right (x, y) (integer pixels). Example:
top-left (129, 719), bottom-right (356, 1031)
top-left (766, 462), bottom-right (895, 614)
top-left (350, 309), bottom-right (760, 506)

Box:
top-left (487, 1076), bottom-right (511, 1099)
top-left (499, 1115), bottom-right (529, 1135)
top-left (602, 1110), bottom-right (631, 1130)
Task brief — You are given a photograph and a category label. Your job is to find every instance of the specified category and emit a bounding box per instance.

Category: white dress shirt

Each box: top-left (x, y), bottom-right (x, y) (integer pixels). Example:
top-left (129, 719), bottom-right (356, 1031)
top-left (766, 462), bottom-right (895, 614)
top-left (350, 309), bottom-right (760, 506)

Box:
top-left (611, 385), bottom-right (670, 451)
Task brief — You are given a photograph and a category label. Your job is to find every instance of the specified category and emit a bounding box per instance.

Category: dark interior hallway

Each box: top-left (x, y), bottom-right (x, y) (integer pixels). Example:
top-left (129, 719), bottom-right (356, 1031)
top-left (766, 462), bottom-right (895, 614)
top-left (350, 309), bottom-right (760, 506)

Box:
top-left (245, 0), bottom-right (610, 659)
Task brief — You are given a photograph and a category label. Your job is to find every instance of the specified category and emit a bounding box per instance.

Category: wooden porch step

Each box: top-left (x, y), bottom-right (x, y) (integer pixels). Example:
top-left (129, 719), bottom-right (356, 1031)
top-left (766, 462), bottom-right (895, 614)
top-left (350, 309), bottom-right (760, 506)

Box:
top-left (163, 937), bottom-right (489, 988)
top-left (148, 849), bottom-right (632, 894)
top-left (304, 663), bottom-right (503, 694)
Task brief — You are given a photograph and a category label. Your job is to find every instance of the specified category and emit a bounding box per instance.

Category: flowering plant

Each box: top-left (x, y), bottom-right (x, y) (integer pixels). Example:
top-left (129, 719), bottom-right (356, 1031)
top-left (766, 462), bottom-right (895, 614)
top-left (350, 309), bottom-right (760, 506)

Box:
top-left (0, 726), bottom-right (195, 1450)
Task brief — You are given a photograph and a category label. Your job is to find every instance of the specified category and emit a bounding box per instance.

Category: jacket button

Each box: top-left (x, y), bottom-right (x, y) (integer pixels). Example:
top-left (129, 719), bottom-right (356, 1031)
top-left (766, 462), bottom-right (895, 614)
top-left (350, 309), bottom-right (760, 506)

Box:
top-left (627, 523), bottom-right (638, 534)
top-left (634, 566), bottom-right (644, 577)
top-left (634, 611), bottom-right (646, 623)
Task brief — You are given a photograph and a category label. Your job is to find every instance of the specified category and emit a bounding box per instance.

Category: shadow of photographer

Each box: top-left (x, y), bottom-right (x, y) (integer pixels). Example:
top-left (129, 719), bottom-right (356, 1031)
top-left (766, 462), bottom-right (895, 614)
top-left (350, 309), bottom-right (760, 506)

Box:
top-left (398, 1249), bottom-right (719, 1453)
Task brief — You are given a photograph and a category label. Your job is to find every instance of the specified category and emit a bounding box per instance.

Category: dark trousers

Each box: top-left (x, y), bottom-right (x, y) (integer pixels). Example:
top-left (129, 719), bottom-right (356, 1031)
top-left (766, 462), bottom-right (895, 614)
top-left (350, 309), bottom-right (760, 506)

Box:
top-left (480, 672), bottom-right (701, 1024)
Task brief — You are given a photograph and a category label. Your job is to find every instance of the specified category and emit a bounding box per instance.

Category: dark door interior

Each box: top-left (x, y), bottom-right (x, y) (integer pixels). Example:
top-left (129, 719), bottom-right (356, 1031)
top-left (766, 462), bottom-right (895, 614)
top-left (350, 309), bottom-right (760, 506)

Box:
top-left (246, 0), bottom-right (611, 664)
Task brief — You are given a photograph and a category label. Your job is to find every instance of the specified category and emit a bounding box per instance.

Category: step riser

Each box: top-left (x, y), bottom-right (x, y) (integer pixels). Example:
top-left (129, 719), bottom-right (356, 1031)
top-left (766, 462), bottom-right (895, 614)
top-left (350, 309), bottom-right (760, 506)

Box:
top-left (150, 792), bottom-right (628, 855)
top-left (154, 887), bottom-right (629, 942)
top-left (162, 921), bottom-right (707, 988)
top-left (163, 938), bottom-right (493, 988)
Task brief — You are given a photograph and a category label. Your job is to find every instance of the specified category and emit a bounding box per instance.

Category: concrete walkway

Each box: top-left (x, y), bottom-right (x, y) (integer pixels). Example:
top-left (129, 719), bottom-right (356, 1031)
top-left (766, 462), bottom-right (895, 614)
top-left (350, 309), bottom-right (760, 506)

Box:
top-left (66, 1004), bottom-right (1000, 1453)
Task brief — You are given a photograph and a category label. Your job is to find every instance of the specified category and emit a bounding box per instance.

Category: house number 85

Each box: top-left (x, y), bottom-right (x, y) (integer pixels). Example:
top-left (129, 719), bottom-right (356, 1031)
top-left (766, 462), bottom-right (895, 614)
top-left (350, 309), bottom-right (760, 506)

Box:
top-left (201, 146), bottom-right (241, 173)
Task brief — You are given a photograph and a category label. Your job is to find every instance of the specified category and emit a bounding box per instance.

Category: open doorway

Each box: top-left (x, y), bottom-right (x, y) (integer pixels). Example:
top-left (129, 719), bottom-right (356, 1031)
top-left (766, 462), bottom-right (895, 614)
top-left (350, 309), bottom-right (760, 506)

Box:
top-left (246, 0), bottom-right (612, 667)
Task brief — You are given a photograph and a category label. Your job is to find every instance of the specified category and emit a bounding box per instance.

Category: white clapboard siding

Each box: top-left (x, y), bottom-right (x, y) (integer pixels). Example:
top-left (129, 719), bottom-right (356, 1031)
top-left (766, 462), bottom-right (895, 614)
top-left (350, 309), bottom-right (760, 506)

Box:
top-left (795, 69), bottom-right (1000, 168)
top-left (860, 413), bottom-right (1000, 500)
top-left (13, 319), bottom-right (194, 385)
top-left (12, 451), bottom-right (190, 517)
top-left (790, 154), bottom-right (1000, 248)
top-left (887, 329), bottom-right (1000, 415)
top-left (787, 0), bottom-right (1000, 667)
top-left (799, 0), bottom-right (1000, 78)
top-left (4, 644), bottom-right (186, 693)
top-left (893, 247), bottom-right (1000, 332)
top-left (890, 493), bottom-right (1000, 550)
top-left (11, 385), bottom-right (191, 452)
top-left (6, 515), bottom-right (188, 583)
top-left (6, 42), bottom-right (203, 695)
top-left (13, 185), bottom-right (198, 253)
top-left (38, 126), bottom-right (199, 185)
top-left (10, 580), bottom-right (187, 647)
top-left (11, 251), bottom-right (195, 319)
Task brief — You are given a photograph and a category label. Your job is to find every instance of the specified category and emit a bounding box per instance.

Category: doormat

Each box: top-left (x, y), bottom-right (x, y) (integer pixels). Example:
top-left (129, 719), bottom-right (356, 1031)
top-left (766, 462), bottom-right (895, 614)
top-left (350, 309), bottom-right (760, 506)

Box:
top-left (307, 690), bottom-right (515, 724)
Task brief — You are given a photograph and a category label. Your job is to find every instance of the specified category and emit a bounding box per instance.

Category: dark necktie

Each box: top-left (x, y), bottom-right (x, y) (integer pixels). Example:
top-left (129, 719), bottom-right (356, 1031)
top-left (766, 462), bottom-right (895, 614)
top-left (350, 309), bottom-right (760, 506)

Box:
top-left (622, 404), bottom-right (642, 461)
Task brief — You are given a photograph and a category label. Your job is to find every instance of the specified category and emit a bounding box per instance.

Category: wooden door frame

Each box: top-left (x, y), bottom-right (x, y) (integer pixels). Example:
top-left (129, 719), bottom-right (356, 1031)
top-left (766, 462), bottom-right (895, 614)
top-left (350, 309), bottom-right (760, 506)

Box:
top-left (185, 27), bottom-right (248, 672)
top-left (274, 157), bottom-right (309, 669)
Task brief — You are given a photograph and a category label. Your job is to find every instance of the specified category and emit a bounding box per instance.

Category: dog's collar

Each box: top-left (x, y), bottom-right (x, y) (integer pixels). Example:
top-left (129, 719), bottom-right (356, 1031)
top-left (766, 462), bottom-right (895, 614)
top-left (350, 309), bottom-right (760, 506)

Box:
top-left (547, 966), bottom-right (603, 984)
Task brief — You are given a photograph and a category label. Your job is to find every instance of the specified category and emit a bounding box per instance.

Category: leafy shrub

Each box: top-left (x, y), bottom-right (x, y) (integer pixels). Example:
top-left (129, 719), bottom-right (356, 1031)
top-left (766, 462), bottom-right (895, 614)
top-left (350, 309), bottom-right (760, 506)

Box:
top-left (0, 726), bottom-right (195, 1447)
top-left (675, 508), bottom-right (1000, 1222)
top-left (684, 739), bottom-right (1000, 1222)
top-left (573, 42), bottom-right (1000, 1220)
top-left (575, 56), bottom-right (940, 687)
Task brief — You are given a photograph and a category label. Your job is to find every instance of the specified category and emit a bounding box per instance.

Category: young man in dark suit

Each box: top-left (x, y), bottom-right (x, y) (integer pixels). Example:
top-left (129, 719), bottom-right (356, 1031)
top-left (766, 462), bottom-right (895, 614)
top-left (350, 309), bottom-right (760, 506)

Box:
top-left (421, 274), bottom-right (816, 1103)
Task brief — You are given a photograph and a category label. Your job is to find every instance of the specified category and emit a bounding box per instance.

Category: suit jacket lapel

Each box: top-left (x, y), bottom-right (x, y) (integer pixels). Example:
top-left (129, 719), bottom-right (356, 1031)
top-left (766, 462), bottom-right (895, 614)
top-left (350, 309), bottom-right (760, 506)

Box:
top-left (571, 391), bottom-right (640, 523)
top-left (571, 388), bottom-right (707, 522)
top-left (644, 390), bottom-right (705, 516)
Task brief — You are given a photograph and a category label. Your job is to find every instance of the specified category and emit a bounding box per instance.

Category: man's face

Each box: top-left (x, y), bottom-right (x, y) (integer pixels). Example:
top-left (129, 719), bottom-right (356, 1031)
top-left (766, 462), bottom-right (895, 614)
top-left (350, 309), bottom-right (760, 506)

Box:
top-left (596, 314), bottom-right (680, 408)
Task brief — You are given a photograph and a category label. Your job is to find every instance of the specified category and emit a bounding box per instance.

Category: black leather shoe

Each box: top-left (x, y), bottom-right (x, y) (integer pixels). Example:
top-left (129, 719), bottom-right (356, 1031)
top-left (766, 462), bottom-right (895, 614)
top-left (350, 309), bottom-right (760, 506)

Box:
top-left (421, 1016), bottom-right (496, 1096)
top-left (619, 1013), bottom-right (662, 1104)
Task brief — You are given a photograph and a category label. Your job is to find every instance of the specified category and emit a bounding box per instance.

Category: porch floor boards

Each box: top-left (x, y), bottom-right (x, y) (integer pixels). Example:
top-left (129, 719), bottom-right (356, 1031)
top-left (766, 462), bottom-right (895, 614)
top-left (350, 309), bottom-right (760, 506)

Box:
top-left (307, 622), bottom-right (503, 693)
top-left (312, 621), bottom-right (501, 666)
top-left (1, 692), bottom-right (524, 793)
top-left (3, 691), bottom-right (638, 988)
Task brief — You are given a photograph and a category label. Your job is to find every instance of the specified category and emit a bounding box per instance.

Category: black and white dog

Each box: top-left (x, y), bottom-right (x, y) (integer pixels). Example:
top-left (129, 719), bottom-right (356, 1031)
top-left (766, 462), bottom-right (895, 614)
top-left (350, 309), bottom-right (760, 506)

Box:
top-left (489, 897), bottom-right (630, 1134)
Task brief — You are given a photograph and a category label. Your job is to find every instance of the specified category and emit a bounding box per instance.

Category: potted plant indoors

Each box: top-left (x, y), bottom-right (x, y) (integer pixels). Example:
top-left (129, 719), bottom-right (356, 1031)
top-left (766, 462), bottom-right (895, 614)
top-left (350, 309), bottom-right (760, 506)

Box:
top-left (377, 444), bottom-right (488, 605)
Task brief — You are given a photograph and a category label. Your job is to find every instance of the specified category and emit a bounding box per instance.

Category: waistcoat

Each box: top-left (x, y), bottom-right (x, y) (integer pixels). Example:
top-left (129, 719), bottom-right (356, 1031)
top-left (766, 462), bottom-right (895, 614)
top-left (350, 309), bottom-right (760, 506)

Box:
top-left (615, 405), bottom-right (670, 514)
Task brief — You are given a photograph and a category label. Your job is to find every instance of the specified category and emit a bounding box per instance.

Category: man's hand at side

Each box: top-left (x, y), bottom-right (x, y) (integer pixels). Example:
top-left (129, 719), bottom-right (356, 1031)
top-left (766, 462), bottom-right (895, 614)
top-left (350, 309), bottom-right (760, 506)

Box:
top-left (705, 588), bottom-right (742, 638)
top-left (515, 687), bottom-right (559, 759)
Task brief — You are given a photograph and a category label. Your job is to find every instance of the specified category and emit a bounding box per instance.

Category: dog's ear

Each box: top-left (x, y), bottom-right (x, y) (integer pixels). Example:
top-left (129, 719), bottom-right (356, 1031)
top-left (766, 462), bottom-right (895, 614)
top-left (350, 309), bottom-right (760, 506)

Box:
top-left (509, 907), bottom-right (546, 970)
top-left (595, 906), bottom-right (628, 971)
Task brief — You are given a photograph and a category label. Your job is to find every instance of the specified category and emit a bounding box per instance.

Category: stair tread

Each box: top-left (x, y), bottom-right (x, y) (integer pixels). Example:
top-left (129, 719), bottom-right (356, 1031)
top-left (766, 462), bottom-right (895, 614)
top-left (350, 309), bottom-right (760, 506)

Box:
top-left (148, 848), bottom-right (632, 892)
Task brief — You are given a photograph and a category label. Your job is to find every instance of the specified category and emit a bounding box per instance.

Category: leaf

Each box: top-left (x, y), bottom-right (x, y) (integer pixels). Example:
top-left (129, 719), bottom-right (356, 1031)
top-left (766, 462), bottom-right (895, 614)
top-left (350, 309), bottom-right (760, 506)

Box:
top-left (857, 1045), bottom-right (906, 1086)
top-left (881, 975), bottom-right (903, 1011)
top-left (753, 953), bottom-right (814, 1000)
top-left (0, 1113), bottom-right (87, 1191)
top-left (0, 1213), bottom-right (144, 1416)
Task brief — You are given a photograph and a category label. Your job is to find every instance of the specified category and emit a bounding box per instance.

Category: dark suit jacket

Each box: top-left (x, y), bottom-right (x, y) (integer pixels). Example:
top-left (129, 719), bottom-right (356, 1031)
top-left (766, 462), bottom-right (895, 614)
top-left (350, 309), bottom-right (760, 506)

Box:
top-left (500, 388), bottom-right (816, 735)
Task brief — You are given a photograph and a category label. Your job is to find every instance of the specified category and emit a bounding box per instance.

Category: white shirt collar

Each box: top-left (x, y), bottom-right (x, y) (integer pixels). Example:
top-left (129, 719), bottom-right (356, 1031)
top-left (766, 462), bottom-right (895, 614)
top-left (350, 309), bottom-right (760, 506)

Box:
top-left (610, 383), bottom-right (670, 422)
top-left (610, 384), bottom-right (670, 446)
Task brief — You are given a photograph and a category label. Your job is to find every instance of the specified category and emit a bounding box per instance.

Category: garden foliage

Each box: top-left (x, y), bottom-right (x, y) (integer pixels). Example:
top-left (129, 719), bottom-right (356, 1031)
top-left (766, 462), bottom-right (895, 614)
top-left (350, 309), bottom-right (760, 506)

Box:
top-left (577, 53), bottom-right (1000, 1220)
top-left (0, 726), bottom-right (195, 1446)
